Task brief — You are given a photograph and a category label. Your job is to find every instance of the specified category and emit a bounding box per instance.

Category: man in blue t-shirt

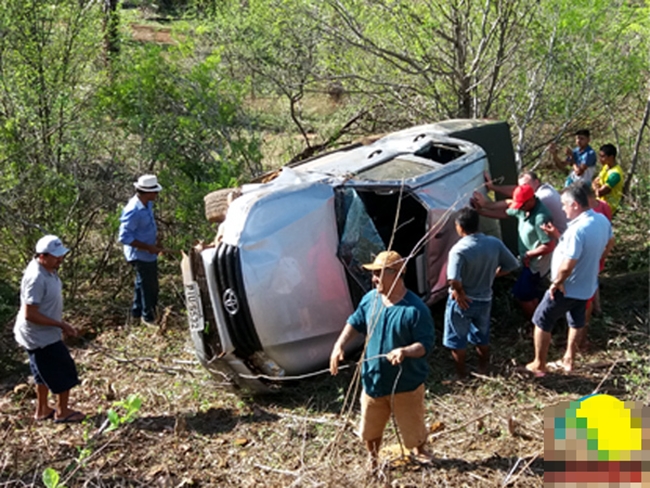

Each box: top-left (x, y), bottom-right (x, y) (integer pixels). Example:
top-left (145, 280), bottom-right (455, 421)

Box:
top-left (549, 129), bottom-right (597, 186)
top-left (330, 250), bottom-right (435, 469)
top-left (525, 184), bottom-right (614, 377)
top-left (119, 174), bottom-right (165, 326)
top-left (444, 208), bottom-right (519, 379)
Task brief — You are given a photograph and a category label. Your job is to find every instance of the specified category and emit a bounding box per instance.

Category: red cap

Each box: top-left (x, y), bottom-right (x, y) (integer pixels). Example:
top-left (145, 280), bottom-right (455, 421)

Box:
top-left (509, 184), bottom-right (535, 209)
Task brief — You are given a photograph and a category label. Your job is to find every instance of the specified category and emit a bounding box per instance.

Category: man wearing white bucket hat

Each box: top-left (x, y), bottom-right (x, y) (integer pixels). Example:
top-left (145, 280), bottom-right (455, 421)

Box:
top-left (14, 235), bottom-right (85, 423)
top-left (119, 174), bottom-right (164, 327)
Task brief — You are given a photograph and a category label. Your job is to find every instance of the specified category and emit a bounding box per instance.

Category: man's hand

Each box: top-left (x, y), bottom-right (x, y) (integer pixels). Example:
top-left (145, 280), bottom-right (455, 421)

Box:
top-left (522, 252), bottom-right (531, 268)
top-left (386, 347), bottom-right (405, 365)
top-left (451, 288), bottom-right (471, 310)
top-left (60, 321), bottom-right (78, 338)
top-left (148, 244), bottom-right (165, 255)
top-left (549, 281), bottom-right (565, 300)
top-left (329, 344), bottom-right (344, 375)
top-left (471, 191), bottom-right (488, 209)
top-left (484, 171), bottom-right (495, 192)
top-left (540, 221), bottom-right (560, 240)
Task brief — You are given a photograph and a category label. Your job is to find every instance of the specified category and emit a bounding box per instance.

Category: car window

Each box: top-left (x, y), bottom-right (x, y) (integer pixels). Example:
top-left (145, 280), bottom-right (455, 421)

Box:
top-left (354, 156), bottom-right (444, 182)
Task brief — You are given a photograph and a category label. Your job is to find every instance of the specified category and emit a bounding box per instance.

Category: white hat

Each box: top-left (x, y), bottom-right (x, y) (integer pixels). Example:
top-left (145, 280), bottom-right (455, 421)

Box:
top-left (35, 235), bottom-right (69, 257)
top-left (134, 174), bottom-right (163, 192)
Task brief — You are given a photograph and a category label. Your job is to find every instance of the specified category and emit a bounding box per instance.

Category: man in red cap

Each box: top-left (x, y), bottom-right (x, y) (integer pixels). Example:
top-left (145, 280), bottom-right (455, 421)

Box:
top-left (475, 184), bottom-right (556, 318)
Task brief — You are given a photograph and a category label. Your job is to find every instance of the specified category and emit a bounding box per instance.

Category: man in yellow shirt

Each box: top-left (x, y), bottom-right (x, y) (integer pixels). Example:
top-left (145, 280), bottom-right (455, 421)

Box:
top-left (593, 144), bottom-right (624, 213)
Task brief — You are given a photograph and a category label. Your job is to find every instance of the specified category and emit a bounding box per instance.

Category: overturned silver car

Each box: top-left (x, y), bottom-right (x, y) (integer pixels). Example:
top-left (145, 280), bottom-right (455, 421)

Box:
top-left (181, 119), bottom-right (517, 391)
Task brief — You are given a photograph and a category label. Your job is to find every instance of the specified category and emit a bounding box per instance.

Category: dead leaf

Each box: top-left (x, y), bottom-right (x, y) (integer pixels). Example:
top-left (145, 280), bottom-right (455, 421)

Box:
top-left (507, 416), bottom-right (517, 436)
top-left (429, 421), bottom-right (445, 434)
top-left (233, 437), bottom-right (249, 447)
top-left (12, 384), bottom-right (31, 396)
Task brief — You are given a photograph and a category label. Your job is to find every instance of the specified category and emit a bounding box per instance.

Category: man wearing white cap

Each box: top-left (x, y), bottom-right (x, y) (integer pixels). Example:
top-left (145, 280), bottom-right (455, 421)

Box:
top-left (330, 250), bottom-right (435, 469)
top-left (14, 235), bottom-right (84, 423)
top-left (119, 174), bottom-right (164, 326)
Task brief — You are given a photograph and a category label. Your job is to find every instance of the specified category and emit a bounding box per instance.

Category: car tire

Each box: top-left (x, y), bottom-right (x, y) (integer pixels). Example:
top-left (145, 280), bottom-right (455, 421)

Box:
top-left (204, 188), bottom-right (241, 223)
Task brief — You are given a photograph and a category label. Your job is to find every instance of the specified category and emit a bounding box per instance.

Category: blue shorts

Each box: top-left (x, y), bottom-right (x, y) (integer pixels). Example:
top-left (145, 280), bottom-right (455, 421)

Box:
top-left (532, 290), bottom-right (587, 333)
top-left (28, 340), bottom-right (80, 395)
top-left (443, 296), bottom-right (492, 349)
top-left (512, 267), bottom-right (542, 302)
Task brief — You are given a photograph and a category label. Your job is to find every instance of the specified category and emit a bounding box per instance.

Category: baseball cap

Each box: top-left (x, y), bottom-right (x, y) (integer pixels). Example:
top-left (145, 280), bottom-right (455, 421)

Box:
top-left (362, 251), bottom-right (404, 272)
top-left (35, 235), bottom-right (69, 257)
top-left (508, 184), bottom-right (535, 209)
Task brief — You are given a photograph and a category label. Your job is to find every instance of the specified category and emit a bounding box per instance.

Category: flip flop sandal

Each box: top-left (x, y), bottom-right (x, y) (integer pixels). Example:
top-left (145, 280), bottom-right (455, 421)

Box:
top-left (54, 411), bottom-right (86, 424)
top-left (548, 360), bottom-right (572, 372)
top-left (517, 365), bottom-right (546, 378)
top-left (35, 410), bottom-right (55, 421)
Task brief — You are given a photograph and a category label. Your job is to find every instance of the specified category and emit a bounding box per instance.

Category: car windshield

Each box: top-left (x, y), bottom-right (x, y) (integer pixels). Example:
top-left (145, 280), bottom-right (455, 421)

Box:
top-left (354, 156), bottom-right (443, 182)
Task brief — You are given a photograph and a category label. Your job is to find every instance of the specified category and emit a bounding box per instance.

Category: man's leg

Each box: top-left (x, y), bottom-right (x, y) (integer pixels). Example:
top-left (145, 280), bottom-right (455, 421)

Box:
top-left (55, 389), bottom-right (70, 417)
top-left (519, 298), bottom-right (539, 321)
top-left (54, 390), bottom-right (84, 421)
top-left (526, 325), bottom-right (551, 375)
top-left (443, 296), bottom-right (469, 380)
top-left (561, 299), bottom-right (588, 372)
top-left (476, 345), bottom-right (490, 374)
top-left (468, 301), bottom-right (492, 375)
top-left (138, 260), bottom-right (159, 323)
top-left (393, 385), bottom-right (432, 461)
top-left (360, 393), bottom-right (389, 471)
top-left (34, 384), bottom-right (53, 420)
top-left (365, 438), bottom-right (382, 470)
top-left (560, 327), bottom-right (583, 372)
top-left (450, 349), bottom-right (467, 379)
top-left (131, 261), bottom-right (143, 319)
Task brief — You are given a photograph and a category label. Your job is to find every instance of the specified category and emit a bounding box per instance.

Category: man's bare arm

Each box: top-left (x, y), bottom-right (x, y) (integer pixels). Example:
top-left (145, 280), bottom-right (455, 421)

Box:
top-left (330, 324), bottom-right (360, 375)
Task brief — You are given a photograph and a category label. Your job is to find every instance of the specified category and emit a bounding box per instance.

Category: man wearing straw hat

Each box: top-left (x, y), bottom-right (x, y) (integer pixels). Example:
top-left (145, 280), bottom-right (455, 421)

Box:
top-left (119, 174), bottom-right (164, 327)
top-left (329, 250), bottom-right (435, 469)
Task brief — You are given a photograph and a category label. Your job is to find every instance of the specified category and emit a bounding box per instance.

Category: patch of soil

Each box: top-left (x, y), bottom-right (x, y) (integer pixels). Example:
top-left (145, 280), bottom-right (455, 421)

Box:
top-left (0, 269), bottom-right (646, 487)
top-left (130, 24), bottom-right (176, 45)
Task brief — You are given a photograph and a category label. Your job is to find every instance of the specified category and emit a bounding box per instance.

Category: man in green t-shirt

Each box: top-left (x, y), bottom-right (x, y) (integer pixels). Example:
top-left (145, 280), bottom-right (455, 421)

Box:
top-left (475, 184), bottom-right (557, 319)
top-left (329, 251), bottom-right (435, 470)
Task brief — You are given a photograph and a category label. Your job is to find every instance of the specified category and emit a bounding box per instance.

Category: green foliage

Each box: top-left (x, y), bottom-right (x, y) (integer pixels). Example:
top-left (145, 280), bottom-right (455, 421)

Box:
top-left (0, 0), bottom-right (647, 321)
top-left (42, 467), bottom-right (66, 488)
top-left (105, 394), bottom-right (143, 432)
top-left (98, 40), bottom-right (262, 250)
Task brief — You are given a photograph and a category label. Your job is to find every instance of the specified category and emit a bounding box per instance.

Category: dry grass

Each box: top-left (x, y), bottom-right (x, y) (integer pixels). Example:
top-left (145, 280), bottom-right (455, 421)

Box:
top-left (1, 263), bottom-right (647, 487)
top-left (1, 195), bottom-right (648, 487)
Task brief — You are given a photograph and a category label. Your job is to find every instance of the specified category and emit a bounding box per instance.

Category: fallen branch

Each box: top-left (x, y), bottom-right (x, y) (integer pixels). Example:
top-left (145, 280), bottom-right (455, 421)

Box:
top-left (502, 449), bottom-right (543, 486)
top-left (276, 412), bottom-right (350, 428)
top-left (429, 412), bottom-right (492, 441)
top-left (254, 463), bottom-right (300, 477)
top-left (593, 358), bottom-right (621, 394)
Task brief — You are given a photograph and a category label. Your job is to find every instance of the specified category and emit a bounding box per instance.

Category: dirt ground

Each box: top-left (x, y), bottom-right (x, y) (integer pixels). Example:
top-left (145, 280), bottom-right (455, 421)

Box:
top-left (1, 265), bottom-right (647, 487)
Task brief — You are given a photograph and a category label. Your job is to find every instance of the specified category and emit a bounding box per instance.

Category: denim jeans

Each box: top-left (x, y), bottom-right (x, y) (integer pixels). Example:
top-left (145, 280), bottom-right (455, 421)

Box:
top-left (131, 260), bottom-right (158, 322)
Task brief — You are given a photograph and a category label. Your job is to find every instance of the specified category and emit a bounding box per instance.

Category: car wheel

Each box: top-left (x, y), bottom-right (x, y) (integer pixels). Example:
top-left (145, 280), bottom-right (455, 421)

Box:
top-left (204, 188), bottom-right (241, 223)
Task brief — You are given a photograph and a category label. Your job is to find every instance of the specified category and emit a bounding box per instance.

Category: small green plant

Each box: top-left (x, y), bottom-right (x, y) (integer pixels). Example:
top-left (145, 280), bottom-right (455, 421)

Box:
top-left (105, 394), bottom-right (142, 432)
top-left (42, 468), bottom-right (66, 488)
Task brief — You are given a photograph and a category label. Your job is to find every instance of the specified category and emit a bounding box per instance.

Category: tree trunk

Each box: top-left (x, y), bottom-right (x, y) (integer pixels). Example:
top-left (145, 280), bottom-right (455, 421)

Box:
top-left (624, 92), bottom-right (650, 197)
top-left (103, 0), bottom-right (119, 68)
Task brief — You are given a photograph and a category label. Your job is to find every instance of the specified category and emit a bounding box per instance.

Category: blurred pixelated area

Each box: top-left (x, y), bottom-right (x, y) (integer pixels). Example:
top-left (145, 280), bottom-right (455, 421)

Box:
top-left (545, 394), bottom-right (650, 487)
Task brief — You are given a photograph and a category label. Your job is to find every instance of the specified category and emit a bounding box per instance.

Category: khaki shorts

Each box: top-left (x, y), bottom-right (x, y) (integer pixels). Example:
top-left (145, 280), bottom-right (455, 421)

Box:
top-left (360, 383), bottom-right (428, 449)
